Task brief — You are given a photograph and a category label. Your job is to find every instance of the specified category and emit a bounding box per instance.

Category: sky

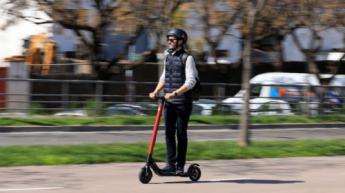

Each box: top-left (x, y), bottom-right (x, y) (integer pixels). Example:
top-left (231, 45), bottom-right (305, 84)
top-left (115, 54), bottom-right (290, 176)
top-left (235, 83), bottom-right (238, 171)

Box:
top-left (0, 20), bottom-right (51, 59)
top-left (0, 2), bottom-right (51, 61)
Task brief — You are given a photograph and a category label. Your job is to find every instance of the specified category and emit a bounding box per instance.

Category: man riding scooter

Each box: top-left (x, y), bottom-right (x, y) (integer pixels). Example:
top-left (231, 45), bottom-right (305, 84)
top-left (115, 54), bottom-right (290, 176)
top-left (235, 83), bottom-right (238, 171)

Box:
top-left (149, 28), bottom-right (198, 175)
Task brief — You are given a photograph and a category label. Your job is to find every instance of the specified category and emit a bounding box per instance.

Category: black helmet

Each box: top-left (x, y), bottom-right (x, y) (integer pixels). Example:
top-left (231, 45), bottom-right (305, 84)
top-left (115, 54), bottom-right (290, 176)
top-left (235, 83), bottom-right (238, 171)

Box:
top-left (166, 28), bottom-right (188, 43)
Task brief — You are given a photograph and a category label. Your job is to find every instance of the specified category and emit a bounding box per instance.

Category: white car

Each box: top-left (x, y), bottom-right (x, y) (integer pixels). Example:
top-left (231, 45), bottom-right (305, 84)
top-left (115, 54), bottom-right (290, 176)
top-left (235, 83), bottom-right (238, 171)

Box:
top-left (222, 97), bottom-right (293, 116)
top-left (250, 98), bottom-right (294, 116)
top-left (53, 110), bottom-right (88, 117)
top-left (193, 99), bottom-right (217, 115)
top-left (222, 91), bottom-right (244, 114)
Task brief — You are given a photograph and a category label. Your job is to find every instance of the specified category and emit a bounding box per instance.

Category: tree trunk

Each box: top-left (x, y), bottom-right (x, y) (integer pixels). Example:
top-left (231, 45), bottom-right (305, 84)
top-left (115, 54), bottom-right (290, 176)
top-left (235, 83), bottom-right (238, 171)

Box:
top-left (239, 9), bottom-right (255, 147)
top-left (274, 38), bottom-right (284, 71)
top-left (209, 45), bottom-right (218, 64)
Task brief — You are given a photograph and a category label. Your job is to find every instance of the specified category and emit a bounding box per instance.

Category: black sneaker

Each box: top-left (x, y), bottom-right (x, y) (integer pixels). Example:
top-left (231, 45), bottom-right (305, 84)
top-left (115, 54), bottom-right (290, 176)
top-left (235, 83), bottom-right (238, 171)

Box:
top-left (176, 166), bottom-right (184, 175)
top-left (162, 164), bottom-right (176, 174)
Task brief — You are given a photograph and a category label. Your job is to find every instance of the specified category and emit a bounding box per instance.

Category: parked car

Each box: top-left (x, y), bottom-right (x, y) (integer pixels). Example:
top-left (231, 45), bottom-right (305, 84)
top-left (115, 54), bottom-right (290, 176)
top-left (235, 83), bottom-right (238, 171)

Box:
top-left (193, 99), bottom-right (217, 115)
top-left (222, 91), bottom-right (244, 114)
top-left (325, 91), bottom-right (343, 104)
top-left (250, 98), bottom-right (294, 116)
top-left (221, 98), bottom-right (293, 116)
top-left (113, 103), bottom-right (147, 112)
top-left (223, 72), bottom-right (323, 114)
top-left (137, 102), bottom-right (158, 115)
top-left (213, 103), bottom-right (241, 115)
top-left (0, 112), bottom-right (28, 117)
top-left (105, 104), bottom-right (146, 116)
top-left (53, 110), bottom-right (88, 117)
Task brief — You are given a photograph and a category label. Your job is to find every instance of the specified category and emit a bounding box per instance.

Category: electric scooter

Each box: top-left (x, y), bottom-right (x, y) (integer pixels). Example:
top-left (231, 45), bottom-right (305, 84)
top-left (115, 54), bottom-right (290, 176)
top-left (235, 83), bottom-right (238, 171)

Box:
top-left (139, 96), bottom-right (201, 184)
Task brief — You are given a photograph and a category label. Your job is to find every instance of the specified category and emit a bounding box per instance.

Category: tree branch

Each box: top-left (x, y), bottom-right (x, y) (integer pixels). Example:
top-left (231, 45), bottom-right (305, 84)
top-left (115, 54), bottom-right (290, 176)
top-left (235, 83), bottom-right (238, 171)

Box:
top-left (107, 25), bottom-right (145, 69)
top-left (214, 1), bottom-right (244, 46)
top-left (5, 9), bottom-right (53, 25)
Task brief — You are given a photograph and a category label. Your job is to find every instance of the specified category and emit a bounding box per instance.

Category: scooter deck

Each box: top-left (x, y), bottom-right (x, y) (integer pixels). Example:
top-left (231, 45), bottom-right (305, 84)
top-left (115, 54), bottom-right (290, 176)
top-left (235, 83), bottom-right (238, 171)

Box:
top-left (158, 171), bottom-right (189, 177)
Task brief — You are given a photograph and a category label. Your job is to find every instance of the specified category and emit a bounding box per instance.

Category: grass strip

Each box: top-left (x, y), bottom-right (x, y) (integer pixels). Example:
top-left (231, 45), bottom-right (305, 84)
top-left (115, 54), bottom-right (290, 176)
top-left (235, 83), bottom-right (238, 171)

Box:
top-left (1, 114), bottom-right (345, 126)
top-left (0, 139), bottom-right (344, 167)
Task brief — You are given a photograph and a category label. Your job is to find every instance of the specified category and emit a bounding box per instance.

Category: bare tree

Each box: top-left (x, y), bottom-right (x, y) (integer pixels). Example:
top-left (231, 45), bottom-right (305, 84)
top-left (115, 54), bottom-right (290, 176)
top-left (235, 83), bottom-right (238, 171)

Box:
top-left (193, 0), bottom-right (243, 64)
top-left (251, 0), bottom-right (289, 70)
top-left (1, 0), bottom-right (187, 79)
top-left (115, 0), bottom-right (188, 52)
top-left (282, 0), bottom-right (345, 113)
top-left (1, 0), bottom-right (123, 78)
top-left (242, 0), bottom-right (344, 116)
top-left (239, 0), bottom-right (267, 147)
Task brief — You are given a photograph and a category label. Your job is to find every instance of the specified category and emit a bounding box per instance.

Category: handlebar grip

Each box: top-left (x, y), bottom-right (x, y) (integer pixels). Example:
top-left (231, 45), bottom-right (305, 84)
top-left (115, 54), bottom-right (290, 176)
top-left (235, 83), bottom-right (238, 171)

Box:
top-left (154, 95), bottom-right (165, 102)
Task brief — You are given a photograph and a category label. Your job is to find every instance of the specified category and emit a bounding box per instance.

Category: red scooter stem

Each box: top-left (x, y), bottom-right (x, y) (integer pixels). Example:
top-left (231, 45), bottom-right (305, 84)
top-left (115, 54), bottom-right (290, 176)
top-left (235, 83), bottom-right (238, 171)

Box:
top-left (148, 98), bottom-right (165, 156)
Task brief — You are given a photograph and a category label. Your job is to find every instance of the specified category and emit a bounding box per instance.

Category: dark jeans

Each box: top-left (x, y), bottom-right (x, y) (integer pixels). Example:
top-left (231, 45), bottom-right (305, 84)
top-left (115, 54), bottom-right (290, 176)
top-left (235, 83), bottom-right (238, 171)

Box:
top-left (164, 102), bottom-right (192, 168)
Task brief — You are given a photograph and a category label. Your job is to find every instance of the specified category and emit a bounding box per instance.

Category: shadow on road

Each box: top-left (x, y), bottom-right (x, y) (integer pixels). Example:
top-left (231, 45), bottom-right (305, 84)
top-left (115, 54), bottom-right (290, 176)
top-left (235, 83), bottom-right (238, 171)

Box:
top-left (159, 179), bottom-right (305, 184)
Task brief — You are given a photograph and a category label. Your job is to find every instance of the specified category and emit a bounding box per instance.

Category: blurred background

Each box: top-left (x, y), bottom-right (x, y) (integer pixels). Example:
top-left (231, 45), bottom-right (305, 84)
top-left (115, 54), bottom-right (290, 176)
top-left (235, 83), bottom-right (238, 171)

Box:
top-left (0, 0), bottom-right (344, 117)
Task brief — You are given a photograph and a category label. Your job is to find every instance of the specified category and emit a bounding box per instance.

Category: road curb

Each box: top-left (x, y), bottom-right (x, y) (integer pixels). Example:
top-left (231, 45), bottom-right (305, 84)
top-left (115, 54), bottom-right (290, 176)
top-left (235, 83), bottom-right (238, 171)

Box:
top-left (0, 123), bottom-right (345, 133)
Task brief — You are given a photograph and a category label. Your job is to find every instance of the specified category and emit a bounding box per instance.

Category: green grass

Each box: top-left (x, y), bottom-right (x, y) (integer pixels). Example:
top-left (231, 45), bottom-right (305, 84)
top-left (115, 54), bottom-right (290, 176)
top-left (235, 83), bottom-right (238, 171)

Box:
top-left (0, 116), bottom-right (155, 126)
top-left (0, 139), bottom-right (344, 167)
top-left (1, 114), bottom-right (345, 126)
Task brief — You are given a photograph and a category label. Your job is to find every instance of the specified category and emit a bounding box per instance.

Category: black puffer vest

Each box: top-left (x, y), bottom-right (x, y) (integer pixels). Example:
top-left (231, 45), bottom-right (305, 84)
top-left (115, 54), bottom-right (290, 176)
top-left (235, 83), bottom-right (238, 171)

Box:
top-left (164, 49), bottom-right (192, 104)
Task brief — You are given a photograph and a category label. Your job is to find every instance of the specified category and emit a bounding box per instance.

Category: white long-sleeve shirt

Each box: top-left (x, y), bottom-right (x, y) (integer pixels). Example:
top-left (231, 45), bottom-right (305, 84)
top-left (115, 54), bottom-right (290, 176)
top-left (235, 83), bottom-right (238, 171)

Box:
top-left (159, 50), bottom-right (198, 90)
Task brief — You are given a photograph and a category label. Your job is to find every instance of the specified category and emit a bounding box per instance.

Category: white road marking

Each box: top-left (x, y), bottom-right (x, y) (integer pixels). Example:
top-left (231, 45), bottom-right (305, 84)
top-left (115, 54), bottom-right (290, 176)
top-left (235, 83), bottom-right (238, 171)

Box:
top-left (0, 187), bottom-right (63, 192)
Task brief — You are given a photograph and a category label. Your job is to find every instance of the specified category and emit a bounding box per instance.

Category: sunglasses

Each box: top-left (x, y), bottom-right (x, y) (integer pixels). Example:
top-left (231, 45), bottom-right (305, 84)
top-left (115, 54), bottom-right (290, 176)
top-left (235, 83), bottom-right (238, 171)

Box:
top-left (167, 38), bottom-right (177, 42)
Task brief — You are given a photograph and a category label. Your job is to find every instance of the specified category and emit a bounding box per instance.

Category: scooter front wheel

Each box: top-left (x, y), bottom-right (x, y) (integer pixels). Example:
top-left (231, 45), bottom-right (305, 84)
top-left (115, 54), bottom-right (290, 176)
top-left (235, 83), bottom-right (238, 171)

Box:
top-left (188, 164), bottom-right (201, 182)
top-left (139, 166), bottom-right (152, 184)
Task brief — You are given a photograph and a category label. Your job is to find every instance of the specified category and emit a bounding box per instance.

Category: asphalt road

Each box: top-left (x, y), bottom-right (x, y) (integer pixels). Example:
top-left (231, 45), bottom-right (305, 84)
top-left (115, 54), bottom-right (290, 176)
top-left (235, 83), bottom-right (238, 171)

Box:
top-left (0, 156), bottom-right (344, 193)
top-left (0, 127), bottom-right (345, 146)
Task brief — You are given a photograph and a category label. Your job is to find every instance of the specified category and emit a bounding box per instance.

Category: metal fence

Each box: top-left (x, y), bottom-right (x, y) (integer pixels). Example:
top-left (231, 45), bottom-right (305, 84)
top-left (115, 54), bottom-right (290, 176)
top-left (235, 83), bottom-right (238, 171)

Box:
top-left (1, 78), bottom-right (345, 116)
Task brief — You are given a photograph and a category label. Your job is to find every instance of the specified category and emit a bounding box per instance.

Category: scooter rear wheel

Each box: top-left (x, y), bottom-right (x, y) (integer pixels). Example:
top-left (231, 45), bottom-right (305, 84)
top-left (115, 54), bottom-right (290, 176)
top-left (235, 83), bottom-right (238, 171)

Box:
top-left (139, 167), bottom-right (152, 184)
top-left (188, 164), bottom-right (201, 182)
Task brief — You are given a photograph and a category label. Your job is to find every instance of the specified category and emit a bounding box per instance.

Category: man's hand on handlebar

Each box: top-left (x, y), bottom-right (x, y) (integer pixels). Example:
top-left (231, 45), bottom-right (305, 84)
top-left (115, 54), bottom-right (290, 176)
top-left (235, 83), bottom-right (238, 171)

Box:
top-left (164, 93), bottom-right (174, 100)
top-left (149, 92), bottom-right (174, 101)
top-left (149, 92), bottom-right (157, 99)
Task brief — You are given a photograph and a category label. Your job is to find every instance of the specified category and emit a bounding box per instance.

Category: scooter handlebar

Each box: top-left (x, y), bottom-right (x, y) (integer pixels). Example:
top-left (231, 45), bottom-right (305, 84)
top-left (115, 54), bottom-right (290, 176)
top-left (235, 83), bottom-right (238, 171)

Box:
top-left (153, 95), bottom-right (165, 102)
